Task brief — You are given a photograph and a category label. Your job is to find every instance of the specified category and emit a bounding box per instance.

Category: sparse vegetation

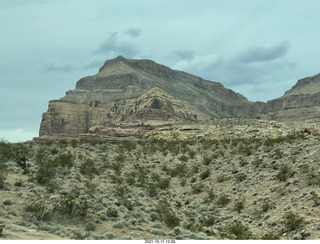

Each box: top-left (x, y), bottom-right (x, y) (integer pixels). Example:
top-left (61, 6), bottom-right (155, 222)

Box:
top-left (1, 120), bottom-right (320, 240)
top-left (226, 221), bottom-right (253, 240)
top-left (282, 211), bottom-right (304, 231)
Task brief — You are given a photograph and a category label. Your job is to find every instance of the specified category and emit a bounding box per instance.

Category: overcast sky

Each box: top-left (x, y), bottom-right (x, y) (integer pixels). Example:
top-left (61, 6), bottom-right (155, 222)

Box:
top-left (1, 0), bottom-right (320, 142)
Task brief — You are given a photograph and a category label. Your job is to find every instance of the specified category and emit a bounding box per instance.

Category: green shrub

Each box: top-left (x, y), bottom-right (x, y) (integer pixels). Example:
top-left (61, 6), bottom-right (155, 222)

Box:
top-left (191, 183), bottom-right (204, 194)
top-left (24, 200), bottom-right (52, 221)
top-left (282, 211), bottom-right (304, 231)
top-left (57, 195), bottom-right (89, 217)
top-left (156, 199), bottom-right (180, 229)
top-left (0, 162), bottom-right (8, 189)
top-left (261, 232), bottom-right (280, 240)
top-left (120, 141), bottom-right (136, 151)
top-left (110, 162), bottom-right (122, 176)
top-left (9, 143), bottom-right (30, 174)
top-left (261, 198), bottom-right (273, 213)
top-left (85, 221), bottom-right (97, 232)
top-left (235, 173), bottom-right (247, 182)
top-left (0, 139), bottom-right (11, 162)
top-left (170, 163), bottom-right (188, 178)
top-left (216, 195), bottom-right (231, 207)
top-left (227, 221), bottom-right (253, 240)
top-left (199, 214), bottom-right (216, 227)
top-left (0, 224), bottom-right (4, 237)
top-left (233, 199), bottom-right (245, 213)
top-left (264, 134), bottom-right (304, 147)
top-left (311, 192), bottom-right (320, 206)
top-left (36, 159), bottom-right (57, 184)
top-left (178, 155), bottom-right (189, 162)
top-left (202, 156), bottom-right (212, 165)
top-left (54, 153), bottom-right (74, 168)
top-left (188, 150), bottom-right (196, 159)
top-left (115, 154), bottom-right (125, 162)
top-left (79, 159), bottom-right (99, 179)
top-left (106, 207), bottom-right (118, 218)
top-left (199, 169), bottom-right (210, 180)
top-left (276, 165), bottom-right (295, 182)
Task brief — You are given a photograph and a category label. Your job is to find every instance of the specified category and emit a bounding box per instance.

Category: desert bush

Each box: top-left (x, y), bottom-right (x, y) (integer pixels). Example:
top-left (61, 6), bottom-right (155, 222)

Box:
top-left (261, 198), bottom-right (273, 213)
top-left (227, 221), bottom-right (253, 240)
top-left (58, 195), bottom-right (89, 217)
top-left (0, 161), bottom-right (8, 188)
top-left (199, 169), bottom-right (210, 180)
top-left (155, 199), bottom-right (180, 228)
top-left (188, 150), bottom-right (196, 159)
top-left (36, 159), bottom-right (57, 184)
top-left (261, 232), bottom-right (280, 240)
top-left (178, 155), bottom-right (189, 162)
top-left (233, 198), bottom-right (245, 213)
top-left (115, 154), bottom-right (125, 162)
top-left (304, 167), bottom-right (320, 186)
top-left (199, 214), bottom-right (216, 227)
top-left (36, 152), bottom-right (74, 184)
top-left (239, 159), bottom-right (249, 167)
top-left (216, 195), bottom-right (231, 207)
top-left (106, 207), bottom-right (118, 217)
top-left (120, 140), bottom-right (136, 151)
top-left (114, 185), bottom-right (130, 199)
top-left (9, 143), bottom-right (30, 174)
top-left (24, 200), bottom-right (52, 221)
top-left (191, 183), bottom-right (204, 194)
top-left (311, 192), bottom-right (320, 207)
top-left (282, 211), bottom-right (304, 231)
top-left (125, 172), bottom-right (136, 185)
top-left (146, 184), bottom-right (158, 197)
top-left (54, 153), bottom-right (74, 168)
top-left (235, 173), bottom-right (247, 182)
top-left (264, 133), bottom-right (304, 147)
top-left (276, 165), bottom-right (295, 182)
top-left (0, 139), bottom-right (11, 162)
top-left (79, 159), bottom-right (99, 179)
top-left (85, 221), bottom-right (97, 232)
top-left (170, 163), bottom-right (188, 178)
top-left (0, 224), bottom-right (4, 237)
top-left (110, 162), bottom-right (122, 176)
top-left (202, 156), bottom-right (212, 166)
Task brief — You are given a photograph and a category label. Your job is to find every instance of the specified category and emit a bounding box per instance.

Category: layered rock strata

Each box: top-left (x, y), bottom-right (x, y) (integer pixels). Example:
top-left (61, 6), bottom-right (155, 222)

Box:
top-left (36, 56), bottom-right (320, 140)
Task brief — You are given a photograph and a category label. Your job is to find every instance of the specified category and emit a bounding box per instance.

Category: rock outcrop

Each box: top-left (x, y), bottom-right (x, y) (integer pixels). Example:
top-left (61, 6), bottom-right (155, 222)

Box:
top-left (260, 73), bottom-right (320, 121)
top-left (36, 56), bottom-right (320, 140)
top-left (37, 56), bottom-right (255, 140)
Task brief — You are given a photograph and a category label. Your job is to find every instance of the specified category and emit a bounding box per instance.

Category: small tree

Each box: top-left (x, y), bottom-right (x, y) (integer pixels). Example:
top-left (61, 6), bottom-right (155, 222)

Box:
top-left (10, 144), bottom-right (30, 174)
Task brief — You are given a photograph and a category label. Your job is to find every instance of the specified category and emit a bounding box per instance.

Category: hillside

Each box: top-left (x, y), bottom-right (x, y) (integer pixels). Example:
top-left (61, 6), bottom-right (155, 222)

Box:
top-left (1, 118), bottom-right (320, 240)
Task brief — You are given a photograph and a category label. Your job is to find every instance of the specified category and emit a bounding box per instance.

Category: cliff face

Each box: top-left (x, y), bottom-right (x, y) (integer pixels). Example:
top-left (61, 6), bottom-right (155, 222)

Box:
top-left (37, 56), bottom-right (320, 140)
top-left (37, 56), bottom-right (255, 140)
top-left (260, 73), bottom-right (320, 121)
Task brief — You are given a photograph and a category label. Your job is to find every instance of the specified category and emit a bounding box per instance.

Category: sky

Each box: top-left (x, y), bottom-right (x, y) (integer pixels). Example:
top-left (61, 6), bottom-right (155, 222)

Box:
top-left (1, 0), bottom-right (320, 142)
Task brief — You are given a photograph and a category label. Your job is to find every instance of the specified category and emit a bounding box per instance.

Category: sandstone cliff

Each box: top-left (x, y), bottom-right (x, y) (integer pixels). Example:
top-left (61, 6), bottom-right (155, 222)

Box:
top-left (37, 56), bottom-right (255, 140)
top-left (37, 56), bottom-right (320, 140)
top-left (260, 73), bottom-right (320, 121)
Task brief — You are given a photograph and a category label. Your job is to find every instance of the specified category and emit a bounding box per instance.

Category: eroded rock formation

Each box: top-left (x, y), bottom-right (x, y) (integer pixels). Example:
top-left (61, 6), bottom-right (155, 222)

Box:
top-left (36, 56), bottom-right (320, 140)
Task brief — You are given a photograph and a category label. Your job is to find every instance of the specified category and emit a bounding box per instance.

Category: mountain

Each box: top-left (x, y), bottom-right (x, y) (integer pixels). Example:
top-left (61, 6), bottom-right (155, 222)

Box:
top-left (37, 56), bottom-right (257, 140)
top-left (261, 73), bottom-right (320, 121)
top-left (36, 56), bottom-right (320, 140)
